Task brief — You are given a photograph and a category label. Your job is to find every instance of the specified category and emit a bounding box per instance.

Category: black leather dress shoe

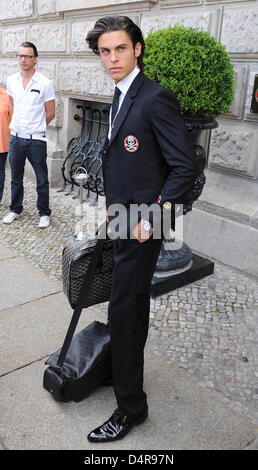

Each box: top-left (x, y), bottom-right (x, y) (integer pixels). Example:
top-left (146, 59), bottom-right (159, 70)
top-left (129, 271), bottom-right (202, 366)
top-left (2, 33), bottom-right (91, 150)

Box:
top-left (87, 407), bottom-right (148, 443)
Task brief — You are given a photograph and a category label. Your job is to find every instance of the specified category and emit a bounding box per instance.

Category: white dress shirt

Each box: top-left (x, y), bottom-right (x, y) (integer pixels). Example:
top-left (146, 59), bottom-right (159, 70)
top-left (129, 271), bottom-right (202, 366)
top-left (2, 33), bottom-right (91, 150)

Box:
top-left (108, 66), bottom-right (140, 139)
top-left (7, 70), bottom-right (55, 135)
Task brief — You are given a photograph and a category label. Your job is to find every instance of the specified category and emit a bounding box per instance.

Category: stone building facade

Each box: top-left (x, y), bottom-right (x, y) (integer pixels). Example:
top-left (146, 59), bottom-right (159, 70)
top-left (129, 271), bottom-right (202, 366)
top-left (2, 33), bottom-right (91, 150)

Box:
top-left (0, 0), bottom-right (257, 277)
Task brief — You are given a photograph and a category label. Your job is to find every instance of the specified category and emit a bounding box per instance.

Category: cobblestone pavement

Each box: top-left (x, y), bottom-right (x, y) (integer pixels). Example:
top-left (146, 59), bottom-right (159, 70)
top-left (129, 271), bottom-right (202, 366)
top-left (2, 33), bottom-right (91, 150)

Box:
top-left (1, 170), bottom-right (258, 427)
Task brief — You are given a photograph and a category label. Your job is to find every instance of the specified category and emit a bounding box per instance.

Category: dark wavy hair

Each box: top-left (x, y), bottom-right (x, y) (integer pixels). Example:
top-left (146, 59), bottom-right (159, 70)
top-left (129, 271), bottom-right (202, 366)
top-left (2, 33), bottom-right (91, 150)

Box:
top-left (86, 16), bottom-right (145, 71)
top-left (20, 41), bottom-right (38, 57)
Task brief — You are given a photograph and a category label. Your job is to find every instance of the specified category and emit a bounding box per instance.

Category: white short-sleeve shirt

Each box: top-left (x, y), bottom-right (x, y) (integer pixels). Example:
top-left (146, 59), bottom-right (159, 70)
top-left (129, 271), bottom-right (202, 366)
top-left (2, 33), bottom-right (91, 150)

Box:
top-left (7, 70), bottom-right (55, 134)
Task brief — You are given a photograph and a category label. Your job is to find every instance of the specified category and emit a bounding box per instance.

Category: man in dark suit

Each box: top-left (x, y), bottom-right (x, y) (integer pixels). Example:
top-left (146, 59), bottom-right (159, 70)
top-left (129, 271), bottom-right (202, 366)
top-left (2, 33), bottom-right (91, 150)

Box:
top-left (86, 16), bottom-right (198, 442)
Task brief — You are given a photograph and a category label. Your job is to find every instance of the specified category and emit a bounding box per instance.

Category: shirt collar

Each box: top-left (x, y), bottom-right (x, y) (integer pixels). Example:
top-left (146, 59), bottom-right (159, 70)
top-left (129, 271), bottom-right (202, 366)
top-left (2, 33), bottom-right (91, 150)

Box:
top-left (115, 66), bottom-right (140, 97)
top-left (17, 70), bottom-right (39, 82)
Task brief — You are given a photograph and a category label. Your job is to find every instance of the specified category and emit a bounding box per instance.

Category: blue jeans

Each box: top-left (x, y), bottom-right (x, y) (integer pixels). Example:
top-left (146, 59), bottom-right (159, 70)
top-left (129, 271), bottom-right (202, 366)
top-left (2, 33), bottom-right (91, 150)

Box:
top-left (0, 152), bottom-right (8, 201)
top-left (8, 135), bottom-right (51, 216)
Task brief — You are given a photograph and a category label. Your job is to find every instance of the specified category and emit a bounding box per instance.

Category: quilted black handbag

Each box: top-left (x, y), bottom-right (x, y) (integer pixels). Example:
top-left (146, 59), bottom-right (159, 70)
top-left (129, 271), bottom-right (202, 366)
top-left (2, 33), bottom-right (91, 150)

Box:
top-left (62, 224), bottom-right (113, 309)
top-left (183, 144), bottom-right (206, 215)
top-left (43, 223), bottom-right (113, 402)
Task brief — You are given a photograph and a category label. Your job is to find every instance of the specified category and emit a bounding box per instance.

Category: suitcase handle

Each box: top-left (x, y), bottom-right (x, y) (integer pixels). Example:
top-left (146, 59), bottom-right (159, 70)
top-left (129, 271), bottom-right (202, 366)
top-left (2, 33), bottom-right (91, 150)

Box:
top-left (56, 222), bottom-right (109, 370)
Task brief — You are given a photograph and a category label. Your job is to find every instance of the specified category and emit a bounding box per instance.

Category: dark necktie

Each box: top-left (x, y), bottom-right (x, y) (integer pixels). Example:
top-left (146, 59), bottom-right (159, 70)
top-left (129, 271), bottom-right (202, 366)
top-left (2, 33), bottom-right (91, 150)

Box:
top-left (111, 86), bottom-right (121, 126)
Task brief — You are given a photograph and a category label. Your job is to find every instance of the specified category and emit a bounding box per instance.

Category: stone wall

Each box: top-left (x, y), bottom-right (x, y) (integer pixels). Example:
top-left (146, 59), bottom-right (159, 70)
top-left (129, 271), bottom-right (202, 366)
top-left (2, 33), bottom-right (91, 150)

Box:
top-left (0, 0), bottom-right (257, 277)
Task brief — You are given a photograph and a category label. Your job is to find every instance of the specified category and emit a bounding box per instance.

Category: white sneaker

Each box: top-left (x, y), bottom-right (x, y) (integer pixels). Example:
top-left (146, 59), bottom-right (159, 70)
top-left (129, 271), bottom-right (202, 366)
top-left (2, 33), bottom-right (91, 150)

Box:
top-left (39, 216), bottom-right (50, 228)
top-left (2, 212), bottom-right (20, 224)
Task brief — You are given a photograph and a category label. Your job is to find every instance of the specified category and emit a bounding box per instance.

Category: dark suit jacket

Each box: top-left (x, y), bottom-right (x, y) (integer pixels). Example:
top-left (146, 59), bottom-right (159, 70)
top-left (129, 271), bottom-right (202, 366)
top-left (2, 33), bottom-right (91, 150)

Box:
top-left (102, 71), bottom-right (198, 213)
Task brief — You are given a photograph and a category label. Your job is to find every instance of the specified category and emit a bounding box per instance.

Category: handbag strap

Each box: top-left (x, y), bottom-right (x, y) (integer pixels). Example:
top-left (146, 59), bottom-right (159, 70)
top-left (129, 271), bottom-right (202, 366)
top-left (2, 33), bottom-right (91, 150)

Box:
top-left (56, 222), bottom-right (108, 370)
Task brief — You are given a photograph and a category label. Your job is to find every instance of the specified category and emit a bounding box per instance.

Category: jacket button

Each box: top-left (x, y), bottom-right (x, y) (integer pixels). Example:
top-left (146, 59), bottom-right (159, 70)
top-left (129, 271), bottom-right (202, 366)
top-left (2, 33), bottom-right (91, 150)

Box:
top-left (163, 201), bottom-right (172, 209)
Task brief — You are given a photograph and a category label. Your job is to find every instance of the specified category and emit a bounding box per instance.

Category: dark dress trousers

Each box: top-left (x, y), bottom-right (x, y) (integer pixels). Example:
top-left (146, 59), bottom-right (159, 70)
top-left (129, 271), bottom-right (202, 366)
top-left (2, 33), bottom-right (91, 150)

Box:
top-left (102, 71), bottom-right (199, 419)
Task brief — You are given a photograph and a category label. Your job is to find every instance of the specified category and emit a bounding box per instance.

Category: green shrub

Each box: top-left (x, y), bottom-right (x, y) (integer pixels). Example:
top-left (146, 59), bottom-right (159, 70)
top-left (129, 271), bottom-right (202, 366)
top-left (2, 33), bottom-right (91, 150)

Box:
top-left (144, 24), bottom-right (235, 117)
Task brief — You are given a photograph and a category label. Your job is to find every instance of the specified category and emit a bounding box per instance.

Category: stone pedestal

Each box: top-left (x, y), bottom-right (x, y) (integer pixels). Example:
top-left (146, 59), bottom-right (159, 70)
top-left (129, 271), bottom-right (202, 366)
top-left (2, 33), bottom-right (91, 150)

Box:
top-left (151, 253), bottom-right (214, 297)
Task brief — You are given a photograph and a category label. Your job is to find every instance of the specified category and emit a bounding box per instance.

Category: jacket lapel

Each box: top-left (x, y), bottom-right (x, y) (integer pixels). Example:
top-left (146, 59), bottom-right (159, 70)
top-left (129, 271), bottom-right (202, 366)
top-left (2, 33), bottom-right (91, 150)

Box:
top-left (107, 71), bottom-right (146, 148)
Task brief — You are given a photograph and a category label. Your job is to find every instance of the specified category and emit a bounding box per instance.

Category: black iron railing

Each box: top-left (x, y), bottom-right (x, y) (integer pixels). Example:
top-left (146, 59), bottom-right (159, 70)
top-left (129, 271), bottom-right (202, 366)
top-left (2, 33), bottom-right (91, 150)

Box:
top-left (58, 104), bottom-right (109, 205)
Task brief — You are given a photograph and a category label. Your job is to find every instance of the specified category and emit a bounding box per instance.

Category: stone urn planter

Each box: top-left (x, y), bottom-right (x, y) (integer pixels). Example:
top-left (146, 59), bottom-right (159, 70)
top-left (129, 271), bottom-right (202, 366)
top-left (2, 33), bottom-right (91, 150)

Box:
top-left (155, 117), bottom-right (218, 275)
top-left (144, 24), bottom-right (234, 275)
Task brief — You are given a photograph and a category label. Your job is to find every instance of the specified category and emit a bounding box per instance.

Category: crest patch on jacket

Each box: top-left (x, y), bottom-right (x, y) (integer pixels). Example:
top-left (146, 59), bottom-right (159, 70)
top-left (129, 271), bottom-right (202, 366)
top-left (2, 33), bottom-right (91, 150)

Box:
top-left (124, 135), bottom-right (139, 152)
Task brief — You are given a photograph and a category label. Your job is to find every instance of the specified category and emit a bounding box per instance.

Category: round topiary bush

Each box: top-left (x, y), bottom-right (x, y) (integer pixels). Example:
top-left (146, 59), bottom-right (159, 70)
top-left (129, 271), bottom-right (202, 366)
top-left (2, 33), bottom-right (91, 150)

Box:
top-left (144, 24), bottom-right (235, 118)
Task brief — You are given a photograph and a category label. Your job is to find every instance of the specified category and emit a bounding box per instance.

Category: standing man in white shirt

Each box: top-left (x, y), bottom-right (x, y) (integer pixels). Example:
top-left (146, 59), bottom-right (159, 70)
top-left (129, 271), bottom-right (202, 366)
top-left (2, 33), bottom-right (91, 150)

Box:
top-left (3, 42), bottom-right (55, 228)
